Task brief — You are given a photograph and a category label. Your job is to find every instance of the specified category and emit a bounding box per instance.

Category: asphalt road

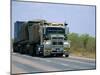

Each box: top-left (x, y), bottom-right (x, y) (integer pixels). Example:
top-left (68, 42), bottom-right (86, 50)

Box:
top-left (11, 53), bottom-right (96, 74)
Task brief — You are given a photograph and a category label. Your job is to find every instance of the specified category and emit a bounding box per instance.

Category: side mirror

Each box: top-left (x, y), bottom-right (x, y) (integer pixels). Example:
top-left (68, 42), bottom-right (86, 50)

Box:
top-left (43, 35), bottom-right (49, 40)
top-left (43, 27), bottom-right (46, 34)
top-left (65, 27), bottom-right (69, 35)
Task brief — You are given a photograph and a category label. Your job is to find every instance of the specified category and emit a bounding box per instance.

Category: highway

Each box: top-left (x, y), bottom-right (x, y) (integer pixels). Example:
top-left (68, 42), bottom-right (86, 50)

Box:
top-left (11, 53), bottom-right (96, 74)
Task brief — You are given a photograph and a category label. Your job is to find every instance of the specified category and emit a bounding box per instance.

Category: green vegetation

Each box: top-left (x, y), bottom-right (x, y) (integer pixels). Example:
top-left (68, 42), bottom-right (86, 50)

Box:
top-left (68, 33), bottom-right (96, 58)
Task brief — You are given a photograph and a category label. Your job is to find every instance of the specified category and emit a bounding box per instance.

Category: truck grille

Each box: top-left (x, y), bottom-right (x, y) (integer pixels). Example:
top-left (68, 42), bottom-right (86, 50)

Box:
top-left (52, 42), bottom-right (63, 45)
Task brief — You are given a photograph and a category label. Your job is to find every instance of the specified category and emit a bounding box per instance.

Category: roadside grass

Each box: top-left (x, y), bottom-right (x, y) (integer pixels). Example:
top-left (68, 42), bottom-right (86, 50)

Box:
top-left (70, 48), bottom-right (96, 59)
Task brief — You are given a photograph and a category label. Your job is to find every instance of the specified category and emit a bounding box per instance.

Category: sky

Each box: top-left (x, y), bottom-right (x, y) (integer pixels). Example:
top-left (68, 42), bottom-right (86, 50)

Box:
top-left (12, 1), bottom-right (96, 38)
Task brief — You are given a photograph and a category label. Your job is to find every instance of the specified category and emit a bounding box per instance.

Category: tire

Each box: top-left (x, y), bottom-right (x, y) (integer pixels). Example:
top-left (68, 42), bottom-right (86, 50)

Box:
top-left (41, 52), bottom-right (47, 58)
top-left (29, 50), bottom-right (33, 56)
top-left (65, 54), bottom-right (69, 57)
top-left (59, 54), bottom-right (63, 57)
top-left (29, 46), bottom-right (34, 56)
top-left (19, 47), bottom-right (24, 54)
top-left (13, 47), bottom-right (17, 52)
top-left (13, 45), bottom-right (18, 52)
top-left (25, 49), bottom-right (29, 55)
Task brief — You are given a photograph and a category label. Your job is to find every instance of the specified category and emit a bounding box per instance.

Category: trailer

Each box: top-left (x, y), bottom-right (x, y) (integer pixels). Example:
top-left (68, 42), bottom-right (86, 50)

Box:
top-left (13, 20), bottom-right (70, 57)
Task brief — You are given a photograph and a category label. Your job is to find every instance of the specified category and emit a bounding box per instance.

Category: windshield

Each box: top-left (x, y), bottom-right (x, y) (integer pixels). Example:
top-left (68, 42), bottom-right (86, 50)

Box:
top-left (46, 27), bottom-right (65, 35)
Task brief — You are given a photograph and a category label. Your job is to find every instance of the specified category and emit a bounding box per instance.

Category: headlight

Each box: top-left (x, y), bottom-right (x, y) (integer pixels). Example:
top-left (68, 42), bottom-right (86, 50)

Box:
top-left (38, 47), bottom-right (40, 51)
top-left (64, 41), bottom-right (70, 48)
top-left (45, 41), bottom-right (51, 45)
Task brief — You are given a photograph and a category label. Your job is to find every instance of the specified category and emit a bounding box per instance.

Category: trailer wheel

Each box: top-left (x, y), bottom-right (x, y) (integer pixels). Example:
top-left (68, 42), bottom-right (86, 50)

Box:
top-left (25, 44), bottom-right (30, 54)
top-left (13, 44), bottom-right (18, 52)
top-left (13, 47), bottom-right (17, 52)
top-left (28, 49), bottom-right (33, 56)
top-left (19, 48), bottom-right (23, 54)
top-left (19, 47), bottom-right (24, 54)
top-left (25, 49), bottom-right (29, 55)
top-left (29, 45), bottom-right (34, 56)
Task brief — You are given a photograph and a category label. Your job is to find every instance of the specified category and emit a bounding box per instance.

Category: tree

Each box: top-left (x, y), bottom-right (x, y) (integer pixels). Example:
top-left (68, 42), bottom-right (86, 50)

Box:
top-left (79, 34), bottom-right (89, 49)
top-left (67, 32), bottom-right (96, 58)
top-left (68, 33), bottom-right (79, 51)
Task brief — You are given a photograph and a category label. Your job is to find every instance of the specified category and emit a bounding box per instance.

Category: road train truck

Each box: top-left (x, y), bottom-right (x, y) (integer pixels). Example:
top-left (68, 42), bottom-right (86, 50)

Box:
top-left (13, 20), bottom-right (70, 57)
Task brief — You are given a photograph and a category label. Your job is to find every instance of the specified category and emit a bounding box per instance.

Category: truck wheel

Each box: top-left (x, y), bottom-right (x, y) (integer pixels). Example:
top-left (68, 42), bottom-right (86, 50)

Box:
top-left (41, 53), bottom-right (47, 58)
top-left (26, 50), bottom-right (29, 55)
top-left (29, 50), bottom-right (34, 56)
top-left (13, 46), bottom-right (18, 52)
top-left (25, 44), bottom-right (30, 55)
top-left (13, 48), bottom-right (17, 52)
top-left (65, 54), bottom-right (69, 57)
top-left (19, 47), bottom-right (24, 54)
top-left (36, 51), bottom-right (40, 57)
top-left (20, 49), bottom-right (23, 54)
top-left (59, 54), bottom-right (63, 57)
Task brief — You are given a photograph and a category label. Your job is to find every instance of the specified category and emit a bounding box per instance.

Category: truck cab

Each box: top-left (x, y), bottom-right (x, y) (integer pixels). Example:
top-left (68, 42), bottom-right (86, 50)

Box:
top-left (39, 22), bottom-right (70, 57)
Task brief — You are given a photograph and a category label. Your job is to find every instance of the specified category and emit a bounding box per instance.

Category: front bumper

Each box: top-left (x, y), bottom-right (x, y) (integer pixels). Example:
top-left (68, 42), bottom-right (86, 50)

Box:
top-left (44, 47), bottom-right (70, 56)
